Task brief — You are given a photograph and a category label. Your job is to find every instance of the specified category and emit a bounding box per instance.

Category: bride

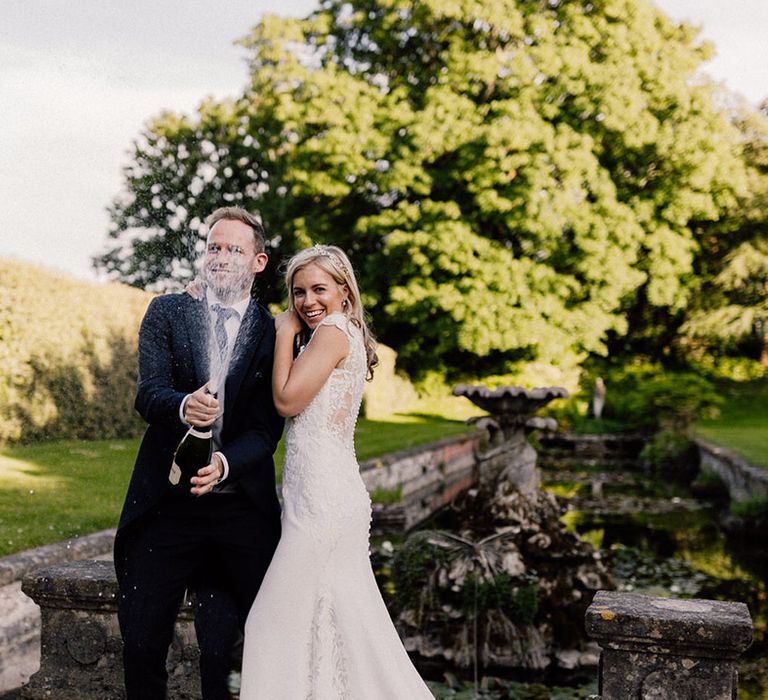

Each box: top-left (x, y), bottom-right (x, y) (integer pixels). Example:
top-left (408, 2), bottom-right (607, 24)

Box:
top-left (239, 245), bottom-right (434, 699)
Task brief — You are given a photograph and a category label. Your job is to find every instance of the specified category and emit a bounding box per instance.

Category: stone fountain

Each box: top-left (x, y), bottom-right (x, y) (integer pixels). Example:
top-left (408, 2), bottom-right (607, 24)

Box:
top-left (392, 385), bottom-right (613, 680)
top-left (453, 384), bottom-right (568, 495)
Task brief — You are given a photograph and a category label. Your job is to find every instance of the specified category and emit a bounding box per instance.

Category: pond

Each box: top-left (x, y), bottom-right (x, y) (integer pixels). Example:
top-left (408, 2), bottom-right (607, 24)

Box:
top-left (547, 463), bottom-right (768, 698)
top-left (372, 460), bottom-right (768, 699)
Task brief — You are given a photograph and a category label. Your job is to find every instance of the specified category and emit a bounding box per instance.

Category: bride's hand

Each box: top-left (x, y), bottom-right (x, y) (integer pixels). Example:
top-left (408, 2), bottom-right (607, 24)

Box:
top-left (184, 277), bottom-right (207, 300)
top-left (275, 310), bottom-right (302, 335)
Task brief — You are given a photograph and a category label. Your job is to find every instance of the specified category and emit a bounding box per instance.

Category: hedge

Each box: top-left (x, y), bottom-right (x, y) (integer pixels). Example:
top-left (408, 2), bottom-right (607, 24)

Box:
top-left (0, 258), bottom-right (151, 443)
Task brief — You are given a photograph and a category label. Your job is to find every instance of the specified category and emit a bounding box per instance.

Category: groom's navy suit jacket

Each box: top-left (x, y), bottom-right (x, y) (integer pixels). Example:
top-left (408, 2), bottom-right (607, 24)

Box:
top-left (114, 292), bottom-right (283, 574)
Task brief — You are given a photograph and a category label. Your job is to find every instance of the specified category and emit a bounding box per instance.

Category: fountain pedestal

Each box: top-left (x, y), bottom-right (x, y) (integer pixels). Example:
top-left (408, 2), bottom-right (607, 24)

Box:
top-left (586, 590), bottom-right (753, 699)
top-left (393, 384), bottom-right (615, 678)
top-left (453, 384), bottom-right (568, 494)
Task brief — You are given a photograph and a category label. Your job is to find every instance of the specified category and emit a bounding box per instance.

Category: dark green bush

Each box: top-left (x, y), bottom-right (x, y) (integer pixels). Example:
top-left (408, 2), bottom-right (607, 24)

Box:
top-left (730, 495), bottom-right (768, 520)
top-left (639, 429), bottom-right (699, 480)
top-left (580, 363), bottom-right (723, 432)
top-left (549, 362), bottom-right (723, 435)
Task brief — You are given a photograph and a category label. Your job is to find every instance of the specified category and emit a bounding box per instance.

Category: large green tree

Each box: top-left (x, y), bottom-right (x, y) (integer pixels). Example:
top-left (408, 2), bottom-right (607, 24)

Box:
top-left (95, 0), bottom-right (756, 378)
top-left (681, 101), bottom-right (768, 366)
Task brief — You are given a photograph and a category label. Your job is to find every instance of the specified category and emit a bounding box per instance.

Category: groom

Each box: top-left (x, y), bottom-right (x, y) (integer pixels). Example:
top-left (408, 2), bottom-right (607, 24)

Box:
top-left (114, 207), bottom-right (283, 700)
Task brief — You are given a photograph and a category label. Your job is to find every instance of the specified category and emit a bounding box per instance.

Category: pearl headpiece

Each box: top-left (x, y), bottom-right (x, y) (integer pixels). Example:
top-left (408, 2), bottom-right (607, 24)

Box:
top-left (311, 245), bottom-right (350, 277)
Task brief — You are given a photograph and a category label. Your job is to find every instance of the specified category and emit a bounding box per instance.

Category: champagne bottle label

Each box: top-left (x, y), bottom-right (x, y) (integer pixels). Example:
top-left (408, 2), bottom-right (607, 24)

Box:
top-left (186, 427), bottom-right (213, 439)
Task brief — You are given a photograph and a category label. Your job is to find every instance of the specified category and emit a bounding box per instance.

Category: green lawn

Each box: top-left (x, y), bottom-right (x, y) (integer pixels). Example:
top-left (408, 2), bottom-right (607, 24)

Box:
top-left (695, 377), bottom-right (768, 468)
top-left (0, 413), bottom-right (470, 558)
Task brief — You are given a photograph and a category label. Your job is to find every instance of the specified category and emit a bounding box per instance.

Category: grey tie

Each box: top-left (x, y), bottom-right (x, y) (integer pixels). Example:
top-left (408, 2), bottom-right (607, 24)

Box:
top-left (210, 304), bottom-right (237, 458)
top-left (212, 303), bottom-right (236, 362)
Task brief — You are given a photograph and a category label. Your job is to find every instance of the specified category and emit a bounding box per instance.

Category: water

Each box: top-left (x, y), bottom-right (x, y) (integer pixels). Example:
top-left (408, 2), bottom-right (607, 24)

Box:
top-left (373, 462), bottom-right (768, 698)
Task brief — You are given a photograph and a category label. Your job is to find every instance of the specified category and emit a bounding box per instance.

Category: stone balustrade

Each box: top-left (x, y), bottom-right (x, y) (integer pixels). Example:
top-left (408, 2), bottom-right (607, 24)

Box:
top-left (25, 567), bottom-right (756, 699)
top-left (21, 559), bottom-right (199, 700)
top-left (0, 530), bottom-right (116, 695)
top-left (697, 438), bottom-right (768, 503)
top-left (586, 590), bottom-right (753, 699)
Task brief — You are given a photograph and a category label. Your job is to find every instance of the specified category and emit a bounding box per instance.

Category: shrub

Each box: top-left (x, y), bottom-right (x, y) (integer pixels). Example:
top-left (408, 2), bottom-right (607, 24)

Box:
top-left (0, 258), bottom-right (151, 443)
top-left (730, 495), bottom-right (768, 520)
top-left (578, 363), bottom-right (723, 433)
top-left (692, 355), bottom-right (767, 382)
top-left (639, 429), bottom-right (699, 480)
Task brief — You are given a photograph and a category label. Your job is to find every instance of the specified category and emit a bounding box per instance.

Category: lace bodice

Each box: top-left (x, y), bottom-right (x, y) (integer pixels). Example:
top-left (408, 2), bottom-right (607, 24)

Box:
top-left (288, 313), bottom-right (366, 451)
top-left (281, 313), bottom-right (370, 538)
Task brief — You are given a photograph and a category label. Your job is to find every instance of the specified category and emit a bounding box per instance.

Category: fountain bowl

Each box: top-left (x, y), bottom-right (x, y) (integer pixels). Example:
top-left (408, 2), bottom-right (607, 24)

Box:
top-left (453, 384), bottom-right (569, 420)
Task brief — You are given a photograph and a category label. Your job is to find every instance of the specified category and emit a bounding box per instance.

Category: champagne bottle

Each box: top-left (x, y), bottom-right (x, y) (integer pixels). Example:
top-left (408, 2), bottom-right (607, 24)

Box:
top-left (169, 425), bottom-right (213, 486)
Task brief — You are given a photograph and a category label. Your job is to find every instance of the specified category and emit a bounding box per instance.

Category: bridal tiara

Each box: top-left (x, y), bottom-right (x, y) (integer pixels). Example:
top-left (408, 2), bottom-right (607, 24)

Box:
top-left (311, 245), bottom-right (350, 277)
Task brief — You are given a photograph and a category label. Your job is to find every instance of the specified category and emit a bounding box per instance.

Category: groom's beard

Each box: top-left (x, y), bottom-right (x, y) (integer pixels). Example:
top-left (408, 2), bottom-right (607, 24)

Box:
top-left (203, 262), bottom-right (254, 305)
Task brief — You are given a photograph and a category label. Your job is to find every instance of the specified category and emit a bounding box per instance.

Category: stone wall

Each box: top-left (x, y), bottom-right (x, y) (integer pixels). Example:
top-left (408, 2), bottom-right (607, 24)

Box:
top-left (0, 530), bottom-right (115, 695)
top-left (361, 432), bottom-right (480, 532)
top-left (537, 431), bottom-right (647, 470)
top-left (697, 438), bottom-right (768, 503)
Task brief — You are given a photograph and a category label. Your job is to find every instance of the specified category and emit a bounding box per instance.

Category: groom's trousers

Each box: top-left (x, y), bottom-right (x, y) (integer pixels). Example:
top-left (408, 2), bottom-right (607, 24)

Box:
top-left (116, 491), bottom-right (279, 700)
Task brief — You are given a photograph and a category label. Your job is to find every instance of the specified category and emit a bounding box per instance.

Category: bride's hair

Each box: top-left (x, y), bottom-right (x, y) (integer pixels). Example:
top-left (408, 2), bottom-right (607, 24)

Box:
top-left (284, 245), bottom-right (378, 379)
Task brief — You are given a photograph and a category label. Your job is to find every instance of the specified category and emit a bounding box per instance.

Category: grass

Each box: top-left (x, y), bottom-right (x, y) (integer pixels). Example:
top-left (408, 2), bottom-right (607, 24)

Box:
top-left (0, 440), bottom-right (136, 558)
top-left (695, 377), bottom-right (768, 468)
top-left (0, 413), bottom-right (470, 558)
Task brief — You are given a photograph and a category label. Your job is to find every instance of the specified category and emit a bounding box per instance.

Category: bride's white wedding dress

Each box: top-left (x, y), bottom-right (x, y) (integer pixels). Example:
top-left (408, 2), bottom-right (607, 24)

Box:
top-left (240, 313), bottom-right (434, 699)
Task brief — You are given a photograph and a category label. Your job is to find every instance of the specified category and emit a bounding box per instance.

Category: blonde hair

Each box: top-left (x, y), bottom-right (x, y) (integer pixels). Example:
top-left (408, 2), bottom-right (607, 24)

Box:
top-left (284, 245), bottom-right (378, 378)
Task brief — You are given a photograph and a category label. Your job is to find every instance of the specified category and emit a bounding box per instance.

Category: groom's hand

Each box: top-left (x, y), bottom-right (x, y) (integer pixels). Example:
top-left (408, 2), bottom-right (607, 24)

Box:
top-left (185, 384), bottom-right (219, 427)
top-left (190, 454), bottom-right (224, 496)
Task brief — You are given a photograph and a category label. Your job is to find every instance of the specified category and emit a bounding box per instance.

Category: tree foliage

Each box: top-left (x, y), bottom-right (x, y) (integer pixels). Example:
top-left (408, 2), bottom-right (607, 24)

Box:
top-left (95, 0), bottom-right (760, 378)
top-left (681, 101), bottom-right (768, 366)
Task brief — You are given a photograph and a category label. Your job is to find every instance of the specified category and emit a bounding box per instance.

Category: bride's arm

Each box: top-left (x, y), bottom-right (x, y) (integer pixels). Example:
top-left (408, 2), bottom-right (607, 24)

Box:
top-left (272, 311), bottom-right (348, 417)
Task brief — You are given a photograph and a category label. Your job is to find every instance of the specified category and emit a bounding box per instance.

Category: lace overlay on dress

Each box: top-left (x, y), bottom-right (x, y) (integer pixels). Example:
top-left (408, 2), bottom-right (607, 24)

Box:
top-left (292, 313), bottom-right (363, 450)
top-left (281, 313), bottom-right (371, 546)
top-left (308, 588), bottom-right (352, 700)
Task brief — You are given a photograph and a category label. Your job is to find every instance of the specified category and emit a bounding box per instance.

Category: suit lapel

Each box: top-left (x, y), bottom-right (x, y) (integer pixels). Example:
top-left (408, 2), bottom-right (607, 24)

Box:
top-left (224, 301), bottom-right (265, 417)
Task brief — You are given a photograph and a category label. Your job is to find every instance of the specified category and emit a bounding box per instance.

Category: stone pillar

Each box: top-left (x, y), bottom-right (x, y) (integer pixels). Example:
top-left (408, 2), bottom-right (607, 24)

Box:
top-left (21, 560), bottom-right (201, 700)
top-left (586, 590), bottom-right (753, 699)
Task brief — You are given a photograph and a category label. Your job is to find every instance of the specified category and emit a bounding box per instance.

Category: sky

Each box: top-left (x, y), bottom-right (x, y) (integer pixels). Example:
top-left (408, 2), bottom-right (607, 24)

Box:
top-left (1, 0), bottom-right (766, 282)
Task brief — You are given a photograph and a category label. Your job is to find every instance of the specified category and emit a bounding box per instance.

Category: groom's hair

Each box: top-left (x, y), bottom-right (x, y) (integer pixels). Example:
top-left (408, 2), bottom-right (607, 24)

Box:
top-left (206, 207), bottom-right (266, 253)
